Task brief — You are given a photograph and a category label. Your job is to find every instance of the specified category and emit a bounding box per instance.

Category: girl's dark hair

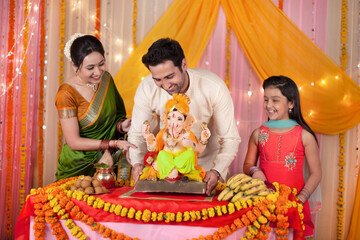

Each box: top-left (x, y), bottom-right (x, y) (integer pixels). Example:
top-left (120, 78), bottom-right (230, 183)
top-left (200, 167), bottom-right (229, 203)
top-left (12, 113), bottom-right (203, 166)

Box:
top-left (142, 38), bottom-right (185, 71)
top-left (70, 35), bottom-right (105, 69)
top-left (263, 75), bottom-right (317, 142)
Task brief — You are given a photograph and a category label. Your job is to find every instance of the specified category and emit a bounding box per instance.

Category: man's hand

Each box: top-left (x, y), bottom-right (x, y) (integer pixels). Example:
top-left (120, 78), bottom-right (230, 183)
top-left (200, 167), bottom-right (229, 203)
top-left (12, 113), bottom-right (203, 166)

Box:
top-left (132, 163), bottom-right (144, 184)
top-left (203, 170), bottom-right (219, 196)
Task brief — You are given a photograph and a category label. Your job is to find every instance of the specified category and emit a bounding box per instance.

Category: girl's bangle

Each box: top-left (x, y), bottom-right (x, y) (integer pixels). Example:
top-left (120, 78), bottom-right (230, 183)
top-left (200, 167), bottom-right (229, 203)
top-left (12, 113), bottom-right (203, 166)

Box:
top-left (249, 166), bottom-right (261, 176)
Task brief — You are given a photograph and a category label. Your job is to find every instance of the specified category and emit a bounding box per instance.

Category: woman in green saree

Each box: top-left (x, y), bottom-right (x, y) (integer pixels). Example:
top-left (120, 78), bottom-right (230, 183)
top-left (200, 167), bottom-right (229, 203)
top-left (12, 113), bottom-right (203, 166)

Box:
top-left (55, 34), bottom-right (136, 180)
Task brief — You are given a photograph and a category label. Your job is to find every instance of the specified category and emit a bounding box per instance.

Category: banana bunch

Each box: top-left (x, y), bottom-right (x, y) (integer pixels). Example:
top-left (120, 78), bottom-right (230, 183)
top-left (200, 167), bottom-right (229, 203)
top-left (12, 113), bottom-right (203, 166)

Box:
top-left (217, 173), bottom-right (273, 202)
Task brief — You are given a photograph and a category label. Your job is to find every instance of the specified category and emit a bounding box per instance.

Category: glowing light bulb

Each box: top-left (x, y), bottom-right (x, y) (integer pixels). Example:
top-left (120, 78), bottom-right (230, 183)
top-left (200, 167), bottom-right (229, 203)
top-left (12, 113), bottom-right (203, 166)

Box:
top-left (335, 76), bottom-right (339, 79)
top-left (141, 77), bottom-right (145, 80)
top-left (311, 82), bottom-right (314, 86)
top-left (321, 80), bottom-right (325, 84)
top-left (129, 47), bottom-right (133, 53)
top-left (299, 86), bottom-right (302, 90)
top-left (247, 91), bottom-right (252, 96)
top-left (236, 121), bottom-right (240, 125)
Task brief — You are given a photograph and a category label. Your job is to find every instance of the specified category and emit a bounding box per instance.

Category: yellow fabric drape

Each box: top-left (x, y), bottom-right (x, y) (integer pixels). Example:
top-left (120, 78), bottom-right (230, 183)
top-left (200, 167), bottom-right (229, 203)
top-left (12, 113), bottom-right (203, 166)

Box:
top-left (221, 0), bottom-right (360, 134)
top-left (114, 0), bottom-right (220, 115)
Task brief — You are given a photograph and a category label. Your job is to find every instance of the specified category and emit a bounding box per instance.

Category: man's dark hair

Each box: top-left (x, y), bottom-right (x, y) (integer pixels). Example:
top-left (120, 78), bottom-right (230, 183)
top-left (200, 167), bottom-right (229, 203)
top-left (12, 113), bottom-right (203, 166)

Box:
top-left (142, 38), bottom-right (185, 71)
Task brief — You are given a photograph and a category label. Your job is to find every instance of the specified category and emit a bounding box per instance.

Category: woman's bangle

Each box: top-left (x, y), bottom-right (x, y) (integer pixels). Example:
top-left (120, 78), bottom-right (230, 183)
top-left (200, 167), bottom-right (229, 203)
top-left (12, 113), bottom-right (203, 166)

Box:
top-left (100, 139), bottom-right (111, 150)
top-left (249, 166), bottom-right (261, 176)
top-left (117, 120), bottom-right (126, 134)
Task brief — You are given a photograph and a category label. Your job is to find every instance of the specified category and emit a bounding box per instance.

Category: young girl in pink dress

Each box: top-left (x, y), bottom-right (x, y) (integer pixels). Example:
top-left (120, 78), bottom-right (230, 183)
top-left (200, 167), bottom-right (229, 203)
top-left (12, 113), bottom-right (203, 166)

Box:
top-left (243, 76), bottom-right (321, 239)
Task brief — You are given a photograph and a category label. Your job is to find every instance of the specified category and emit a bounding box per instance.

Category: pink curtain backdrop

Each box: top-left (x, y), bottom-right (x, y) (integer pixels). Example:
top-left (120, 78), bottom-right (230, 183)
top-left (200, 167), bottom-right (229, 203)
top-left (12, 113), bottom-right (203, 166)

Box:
top-left (0, 0), bottom-right (329, 238)
top-left (0, 0), bottom-right (42, 237)
top-left (197, 2), bottom-right (327, 176)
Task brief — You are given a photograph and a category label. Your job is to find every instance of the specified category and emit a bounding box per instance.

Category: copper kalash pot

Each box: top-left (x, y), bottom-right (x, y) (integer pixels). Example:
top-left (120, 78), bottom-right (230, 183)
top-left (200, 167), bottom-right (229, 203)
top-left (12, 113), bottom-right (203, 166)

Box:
top-left (94, 167), bottom-right (116, 189)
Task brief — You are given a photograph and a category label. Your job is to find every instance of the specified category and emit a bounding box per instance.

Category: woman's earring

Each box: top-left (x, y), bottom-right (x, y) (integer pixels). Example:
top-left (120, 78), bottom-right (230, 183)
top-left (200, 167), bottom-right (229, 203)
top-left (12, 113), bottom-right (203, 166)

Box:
top-left (289, 108), bottom-right (293, 113)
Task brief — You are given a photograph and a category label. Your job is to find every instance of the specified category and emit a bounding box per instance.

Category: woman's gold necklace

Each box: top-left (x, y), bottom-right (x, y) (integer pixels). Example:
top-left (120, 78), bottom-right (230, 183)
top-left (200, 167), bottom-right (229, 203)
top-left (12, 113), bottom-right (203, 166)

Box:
top-left (77, 75), bottom-right (98, 92)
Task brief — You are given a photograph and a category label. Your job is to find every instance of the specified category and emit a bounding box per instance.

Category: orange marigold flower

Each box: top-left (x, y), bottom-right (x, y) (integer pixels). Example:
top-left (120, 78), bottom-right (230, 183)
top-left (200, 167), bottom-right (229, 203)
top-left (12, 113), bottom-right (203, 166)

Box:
top-left (234, 218), bottom-right (244, 229)
top-left (115, 233), bottom-right (125, 240)
top-left (91, 223), bottom-right (100, 231)
top-left (241, 215), bottom-right (251, 226)
top-left (98, 224), bottom-right (106, 234)
top-left (246, 211), bottom-right (257, 222)
top-left (86, 217), bottom-right (94, 226)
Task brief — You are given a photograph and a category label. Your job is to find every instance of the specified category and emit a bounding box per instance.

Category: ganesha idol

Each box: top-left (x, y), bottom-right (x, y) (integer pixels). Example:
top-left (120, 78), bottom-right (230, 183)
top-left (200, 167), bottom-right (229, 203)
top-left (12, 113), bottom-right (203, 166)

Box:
top-left (140, 94), bottom-right (211, 183)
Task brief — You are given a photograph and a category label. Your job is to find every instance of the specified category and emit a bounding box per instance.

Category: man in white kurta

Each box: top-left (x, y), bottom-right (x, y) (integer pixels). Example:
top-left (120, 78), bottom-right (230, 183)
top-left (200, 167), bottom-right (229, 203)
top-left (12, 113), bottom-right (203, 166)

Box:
top-left (128, 38), bottom-right (240, 195)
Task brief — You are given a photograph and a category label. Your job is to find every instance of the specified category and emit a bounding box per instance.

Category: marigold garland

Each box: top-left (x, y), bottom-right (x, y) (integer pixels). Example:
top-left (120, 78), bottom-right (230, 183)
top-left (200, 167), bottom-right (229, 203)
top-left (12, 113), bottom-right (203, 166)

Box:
top-left (58, 0), bottom-right (66, 158)
top-left (37, 0), bottom-right (46, 188)
top-left (225, 21), bottom-right (231, 88)
top-left (132, 0), bottom-right (137, 49)
top-left (337, 0), bottom-right (348, 238)
top-left (5, 0), bottom-right (16, 237)
top-left (28, 177), bottom-right (304, 240)
top-left (19, 0), bottom-right (30, 213)
top-left (95, 0), bottom-right (101, 39)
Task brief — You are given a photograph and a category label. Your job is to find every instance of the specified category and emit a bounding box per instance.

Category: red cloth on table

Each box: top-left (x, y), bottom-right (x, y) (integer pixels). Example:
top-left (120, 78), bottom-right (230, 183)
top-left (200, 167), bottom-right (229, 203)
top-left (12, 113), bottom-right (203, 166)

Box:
top-left (15, 187), bottom-right (304, 239)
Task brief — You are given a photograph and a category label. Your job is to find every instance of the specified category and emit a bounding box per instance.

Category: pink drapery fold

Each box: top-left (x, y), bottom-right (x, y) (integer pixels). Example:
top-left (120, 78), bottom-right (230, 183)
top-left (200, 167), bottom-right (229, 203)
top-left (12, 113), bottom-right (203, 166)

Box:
top-left (197, 1), bottom-right (327, 176)
top-left (0, 0), bottom-right (41, 238)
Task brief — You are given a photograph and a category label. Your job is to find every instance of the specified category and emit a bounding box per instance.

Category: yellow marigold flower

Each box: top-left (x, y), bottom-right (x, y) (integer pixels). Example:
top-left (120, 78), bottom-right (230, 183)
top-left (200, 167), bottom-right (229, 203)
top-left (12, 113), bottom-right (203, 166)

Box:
top-left (151, 212), bottom-right (157, 222)
top-left (227, 203), bottom-right (235, 214)
top-left (103, 202), bottom-right (111, 212)
top-left (76, 192), bottom-right (85, 201)
top-left (142, 209), bottom-right (151, 222)
top-left (97, 199), bottom-right (105, 208)
top-left (82, 195), bottom-right (89, 201)
top-left (286, 201), bottom-right (292, 208)
top-left (70, 226), bottom-right (80, 236)
top-left (245, 230), bottom-right (254, 238)
top-left (53, 205), bottom-right (61, 213)
top-left (267, 204), bottom-right (275, 212)
top-left (240, 200), bottom-right (248, 208)
top-left (201, 209), bottom-right (208, 220)
top-left (66, 190), bottom-right (73, 198)
top-left (76, 231), bottom-right (83, 238)
top-left (157, 212), bottom-right (164, 221)
top-left (183, 211), bottom-right (190, 221)
top-left (127, 208), bottom-right (136, 218)
top-left (71, 191), bottom-right (77, 199)
top-left (234, 201), bottom-right (242, 211)
top-left (215, 206), bottom-right (222, 216)
top-left (208, 208), bottom-right (215, 218)
top-left (65, 219), bottom-right (73, 227)
top-left (299, 213), bottom-right (304, 220)
top-left (115, 205), bottom-right (122, 215)
top-left (47, 194), bottom-right (54, 201)
top-left (61, 213), bottom-right (69, 220)
top-left (246, 199), bottom-right (253, 207)
top-left (30, 189), bottom-right (37, 195)
top-left (169, 212), bottom-right (175, 222)
top-left (79, 234), bottom-right (87, 240)
top-left (109, 204), bottom-right (116, 213)
top-left (253, 220), bottom-right (260, 229)
top-left (221, 205), bottom-right (228, 214)
top-left (258, 215), bottom-right (267, 224)
top-left (87, 196), bottom-right (95, 206)
top-left (176, 212), bottom-right (182, 222)
top-left (121, 207), bottom-right (128, 217)
top-left (297, 203), bottom-right (303, 211)
top-left (93, 201), bottom-right (98, 209)
top-left (135, 210), bottom-right (142, 221)
top-left (189, 211), bottom-right (196, 221)
top-left (195, 211), bottom-right (201, 220)
top-left (165, 212), bottom-right (171, 223)
top-left (57, 209), bottom-right (66, 216)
